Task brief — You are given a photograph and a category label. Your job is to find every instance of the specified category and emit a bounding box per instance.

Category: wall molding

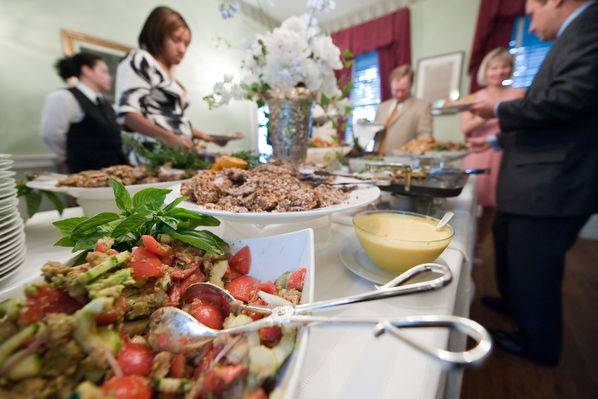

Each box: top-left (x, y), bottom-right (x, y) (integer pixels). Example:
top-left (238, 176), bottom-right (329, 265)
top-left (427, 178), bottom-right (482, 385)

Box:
top-left (10, 154), bottom-right (57, 170)
top-left (322, 0), bottom-right (422, 34)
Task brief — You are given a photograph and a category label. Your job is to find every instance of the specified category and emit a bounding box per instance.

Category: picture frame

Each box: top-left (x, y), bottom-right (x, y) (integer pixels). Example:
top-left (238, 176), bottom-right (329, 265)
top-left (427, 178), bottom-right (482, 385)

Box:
top-left (415, 51), bottom-right (464, 103)
top-left (60, 28), bottom-right (133, 104)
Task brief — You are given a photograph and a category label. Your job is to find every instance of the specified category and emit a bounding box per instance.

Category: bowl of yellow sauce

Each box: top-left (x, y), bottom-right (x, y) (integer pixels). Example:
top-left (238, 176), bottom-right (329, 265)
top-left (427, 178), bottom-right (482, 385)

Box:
top-left (353, 210), bottom-right (453, 274)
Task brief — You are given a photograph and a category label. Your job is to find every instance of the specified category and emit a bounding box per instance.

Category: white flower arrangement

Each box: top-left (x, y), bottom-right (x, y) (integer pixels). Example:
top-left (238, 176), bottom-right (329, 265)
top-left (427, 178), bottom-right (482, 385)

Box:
top-left (204, 8), bottom-right (353, 114)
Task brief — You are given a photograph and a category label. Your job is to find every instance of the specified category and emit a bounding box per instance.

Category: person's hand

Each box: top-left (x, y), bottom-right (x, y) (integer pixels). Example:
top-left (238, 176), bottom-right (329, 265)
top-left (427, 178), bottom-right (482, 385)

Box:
top-left (467, 136), bottom-right (491, 153)
top-left (470, 99), bottom-right (498, 120)
top-left (164, 133), bottom-right (193, 150)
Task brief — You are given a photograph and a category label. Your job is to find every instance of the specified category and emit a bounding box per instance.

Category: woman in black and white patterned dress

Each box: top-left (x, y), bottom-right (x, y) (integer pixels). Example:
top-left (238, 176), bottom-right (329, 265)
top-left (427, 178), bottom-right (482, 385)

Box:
top-left (115, 6), bottom-right (233, 163)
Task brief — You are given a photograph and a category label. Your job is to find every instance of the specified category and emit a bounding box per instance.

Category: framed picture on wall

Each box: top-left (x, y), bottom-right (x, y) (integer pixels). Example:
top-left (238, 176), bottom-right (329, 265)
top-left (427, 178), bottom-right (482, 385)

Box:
top-left (415, 51), bottom-right (464, 103)
top-left (60, 28), bottom-right (132, 104)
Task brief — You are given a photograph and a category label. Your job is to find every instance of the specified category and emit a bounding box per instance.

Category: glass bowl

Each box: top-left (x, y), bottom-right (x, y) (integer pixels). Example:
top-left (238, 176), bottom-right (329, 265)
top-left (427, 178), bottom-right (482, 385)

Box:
top-left (352, 210), bottom-right (454, 275)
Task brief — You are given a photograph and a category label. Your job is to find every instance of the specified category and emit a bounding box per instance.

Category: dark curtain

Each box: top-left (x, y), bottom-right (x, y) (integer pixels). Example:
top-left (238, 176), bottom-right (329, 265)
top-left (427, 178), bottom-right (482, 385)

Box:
top-left (331, 8), bottom-right (411, 101)
top-left (469, 0), bottom-right (526, 92)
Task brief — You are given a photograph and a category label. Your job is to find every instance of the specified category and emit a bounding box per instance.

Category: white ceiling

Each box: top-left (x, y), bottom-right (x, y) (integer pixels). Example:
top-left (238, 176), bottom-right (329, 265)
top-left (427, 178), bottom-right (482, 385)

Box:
top-left (241, 0), bottom-right (405, 24)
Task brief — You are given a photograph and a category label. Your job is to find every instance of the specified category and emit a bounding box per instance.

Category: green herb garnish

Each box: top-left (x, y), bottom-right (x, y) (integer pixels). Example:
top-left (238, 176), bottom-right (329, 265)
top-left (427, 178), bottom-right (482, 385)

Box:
top-left (16, 178), bottom-right (65, 217)
top-left (53, 178), bottom-right (227, 255)
top-left (230, 150), bottom-right (261, 169)
top-left (123, 134), bottom-right (211, 172)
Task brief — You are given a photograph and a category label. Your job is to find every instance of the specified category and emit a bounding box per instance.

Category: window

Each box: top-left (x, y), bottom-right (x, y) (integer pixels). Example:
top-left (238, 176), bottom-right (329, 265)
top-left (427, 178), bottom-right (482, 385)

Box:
top-left (345, 51), bottom-right (381, 141)
top-left (508, 16), bottom-right (553, 88)
top-left (256, 105), bottom-right (272, 156)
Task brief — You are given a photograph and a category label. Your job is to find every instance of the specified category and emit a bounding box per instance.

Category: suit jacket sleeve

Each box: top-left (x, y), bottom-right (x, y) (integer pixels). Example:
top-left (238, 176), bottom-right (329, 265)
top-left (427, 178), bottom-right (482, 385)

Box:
top-left (498, 22), bottom-right (598, 132)
top-left (416, 101), bottom-right (434, 139)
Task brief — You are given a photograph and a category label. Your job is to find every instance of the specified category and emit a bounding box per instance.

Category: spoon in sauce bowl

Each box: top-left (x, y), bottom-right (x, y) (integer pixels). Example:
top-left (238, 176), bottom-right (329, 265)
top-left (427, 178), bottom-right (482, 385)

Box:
top-left (435, 211), bottom-right (454, 231)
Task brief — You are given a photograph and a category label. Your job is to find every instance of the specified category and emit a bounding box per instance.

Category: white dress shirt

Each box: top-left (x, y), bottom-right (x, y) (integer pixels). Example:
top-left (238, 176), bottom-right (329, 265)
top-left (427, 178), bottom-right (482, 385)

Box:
top-left (40, 82), bottom-right (102, 158)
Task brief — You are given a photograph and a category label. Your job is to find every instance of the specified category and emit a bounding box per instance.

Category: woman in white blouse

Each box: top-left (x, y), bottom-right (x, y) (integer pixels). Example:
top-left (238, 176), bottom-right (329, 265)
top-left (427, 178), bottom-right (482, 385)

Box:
top-left (40, 53), bottom-right (127, 172)
top-left (116, 6), bottom-right (231, 163)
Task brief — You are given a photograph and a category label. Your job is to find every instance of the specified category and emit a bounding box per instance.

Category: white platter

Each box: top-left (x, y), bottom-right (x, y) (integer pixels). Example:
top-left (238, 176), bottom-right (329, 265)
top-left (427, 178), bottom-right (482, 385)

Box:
top-left (0, 179), bottom-right (16, 191)
top-left (0, 245), bottom-right (26, 274)
top-left (0, 228), bottom-right (315, 398)
top-left (0, 170), bottom-right (16, 179)
top-left (306, 146), bottom-right (352, 164)
top-left (432, 102), bottom-right (476, 115)
top-left (27, 178), bottom-right (185, 200)
top-left (168, 183), bottom-right (380, 225)
top-left (391, 149), bottom-right (470, 162)
top-left (0, 229), bottom-right (24, 253)
top-left (338, 234), bottom-right (397, 284)
top-left (208, 132), bottom-right (243, 141)
top-left (0, 198), bottom-right (18, 214)
top-left (0, 211), bottom-right (20, 230)
top-left (0, 218), bottom-right (23, 239)
top-left (27, 178), bottom-right (186, 215)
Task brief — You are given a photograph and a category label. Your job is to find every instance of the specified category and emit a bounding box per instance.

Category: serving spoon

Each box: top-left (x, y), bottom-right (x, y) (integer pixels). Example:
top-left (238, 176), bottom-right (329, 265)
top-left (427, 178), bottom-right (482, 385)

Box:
top-left (182, 262), bottom-right (452, 315)
top-left (149, 263), bottom-right (492, 367)
top-left (435, 211), bottom-right (455, 231)
top-left (148, 305), bottom-right (491, 368)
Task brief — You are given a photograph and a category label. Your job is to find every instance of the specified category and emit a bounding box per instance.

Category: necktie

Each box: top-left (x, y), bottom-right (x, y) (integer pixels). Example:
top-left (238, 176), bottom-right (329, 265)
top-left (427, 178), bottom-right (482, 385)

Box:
top-left (377, 103), bottom-right (400, 155)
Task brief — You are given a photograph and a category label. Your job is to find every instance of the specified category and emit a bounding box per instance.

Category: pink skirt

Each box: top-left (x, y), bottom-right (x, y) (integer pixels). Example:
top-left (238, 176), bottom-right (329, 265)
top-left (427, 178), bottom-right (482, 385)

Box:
top-left (462, 148), bottom-right (502, 208)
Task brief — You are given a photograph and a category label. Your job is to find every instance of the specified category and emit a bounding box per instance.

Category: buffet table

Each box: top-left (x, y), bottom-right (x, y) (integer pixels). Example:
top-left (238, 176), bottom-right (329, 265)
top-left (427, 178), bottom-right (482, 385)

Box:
top-left (1, 179), bottom-right (477, 399)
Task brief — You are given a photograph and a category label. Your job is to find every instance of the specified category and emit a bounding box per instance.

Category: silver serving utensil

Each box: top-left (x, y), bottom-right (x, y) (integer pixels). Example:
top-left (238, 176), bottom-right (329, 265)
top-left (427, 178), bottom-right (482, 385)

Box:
top-left (181, 263), bottom-right (452, 315)
top-left (435, 212), bottom-right (455, 231)
top-left (148, 306), bottom-right (491, 368)
top-left (182, 282), bottom-right (272, 315)
top-left (150, 263), bottom-right (492, 367)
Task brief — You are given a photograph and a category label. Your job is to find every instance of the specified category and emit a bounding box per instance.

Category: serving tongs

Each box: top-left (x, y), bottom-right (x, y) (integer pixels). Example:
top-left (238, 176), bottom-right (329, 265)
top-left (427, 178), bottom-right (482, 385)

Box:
top-left (149, 263), bottom-right (492, 368)
top-left (297, 167), bottom-right (377, 186)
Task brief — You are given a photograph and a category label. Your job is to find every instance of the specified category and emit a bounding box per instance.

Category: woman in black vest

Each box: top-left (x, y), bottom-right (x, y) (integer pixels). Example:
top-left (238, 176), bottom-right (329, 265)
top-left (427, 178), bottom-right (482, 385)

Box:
top-left (40, 53), bottom-right (127, 172)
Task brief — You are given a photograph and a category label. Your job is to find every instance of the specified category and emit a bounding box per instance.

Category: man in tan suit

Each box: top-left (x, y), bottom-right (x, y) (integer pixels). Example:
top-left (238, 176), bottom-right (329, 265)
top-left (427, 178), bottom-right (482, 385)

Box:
top-left (374, 65), bottom-right (433, 154)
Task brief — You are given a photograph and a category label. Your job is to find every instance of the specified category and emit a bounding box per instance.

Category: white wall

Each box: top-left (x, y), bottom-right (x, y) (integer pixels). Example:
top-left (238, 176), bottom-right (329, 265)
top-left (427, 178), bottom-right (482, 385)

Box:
top-left (0, 0), bottom-right (267, 156)
top-left (410, 0), bottom-right (480, 142)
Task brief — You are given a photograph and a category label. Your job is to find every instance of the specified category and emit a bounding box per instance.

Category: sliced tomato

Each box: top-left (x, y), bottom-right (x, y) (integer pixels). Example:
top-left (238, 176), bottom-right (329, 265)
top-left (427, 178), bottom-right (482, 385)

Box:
top-left (224, 264), bottom-right (243, 281)
top-left (102, 375), bottom-right (152, 399)
top-left (194, 345), bottom-right (218, 378)
top-left (18, 286), bottom-right (81, 325)
top-left (170, 353), bottom-right (187, 378)
top-left (188, 300), bottom-right (224, 330)
top-left (160, 252), bottom-right (174, 267)
top-left (287, 268), bottom-right (307, 291)
top-left (202, 364), bottom-right (248, 395)
top-left (248, 388), bottom-right (268, 399)
top-left (96, 296), bottom-right (127, 326)
top-left (171, 264), bottom-right (199, 280)
top-left (116, 342), bottom-right (153, 376)
top-left (229, 246), bottom-right (251, 275)
top-left (141, 235), bottom-right (170, 257)
top-left (259, 326), bottom-right (282, 346)
top-left (255, 281), bottom-right (277, 295)
top-left (130, 247), bottom-right (163, 280)
top-left (225, 275), bottom-right (257, 303)
top-left (95, 242), bottom-right (109, 253)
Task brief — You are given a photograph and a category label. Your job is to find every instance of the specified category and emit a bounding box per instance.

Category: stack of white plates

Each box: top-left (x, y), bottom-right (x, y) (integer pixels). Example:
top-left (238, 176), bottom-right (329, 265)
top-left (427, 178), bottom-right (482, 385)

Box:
top-left (0, 154), bottom-right (26, 283)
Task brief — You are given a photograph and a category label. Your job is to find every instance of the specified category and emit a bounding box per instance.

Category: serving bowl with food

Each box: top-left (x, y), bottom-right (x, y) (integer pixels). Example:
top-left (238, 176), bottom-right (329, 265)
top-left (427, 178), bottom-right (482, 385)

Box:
top-left (0, 179), bottom-right (314, 399)
top-left (353, 210), bottom-right (454, 275)
top-left (27, 165), bottom-right (188, 216)
top-left (172, 162), bottom-right (380, 225)
top-left (432, 94), bottom-right (478, 115)
top-left (0, 180), bottom-right (492, 398)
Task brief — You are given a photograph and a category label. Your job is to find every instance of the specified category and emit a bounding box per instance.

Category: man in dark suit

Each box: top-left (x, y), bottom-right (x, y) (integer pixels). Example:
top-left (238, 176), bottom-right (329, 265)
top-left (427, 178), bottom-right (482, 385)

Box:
top-left (470, 0), bottom-right (598, 366)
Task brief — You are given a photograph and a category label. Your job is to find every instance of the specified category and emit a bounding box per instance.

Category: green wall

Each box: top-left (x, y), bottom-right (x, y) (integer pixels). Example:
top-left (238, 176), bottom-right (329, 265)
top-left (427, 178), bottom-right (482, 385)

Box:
top-left (410, 0), bottom-right (480, 142)
top-left (0, 0), bottom-right (267, 156)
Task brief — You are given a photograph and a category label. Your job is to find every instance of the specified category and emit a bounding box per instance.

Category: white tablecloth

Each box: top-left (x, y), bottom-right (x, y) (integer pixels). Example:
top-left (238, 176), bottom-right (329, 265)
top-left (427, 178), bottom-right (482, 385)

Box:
top-left (1, 180), bottom-right (478, 399)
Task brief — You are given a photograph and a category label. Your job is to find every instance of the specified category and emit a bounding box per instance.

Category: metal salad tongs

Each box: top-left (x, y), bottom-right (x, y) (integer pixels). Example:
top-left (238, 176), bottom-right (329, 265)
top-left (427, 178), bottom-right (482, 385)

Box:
top-left (149, 263), bottom-right (492, 368)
